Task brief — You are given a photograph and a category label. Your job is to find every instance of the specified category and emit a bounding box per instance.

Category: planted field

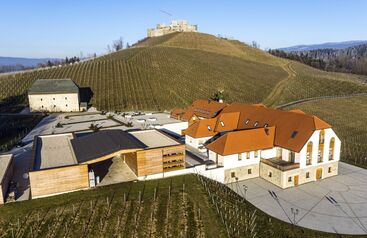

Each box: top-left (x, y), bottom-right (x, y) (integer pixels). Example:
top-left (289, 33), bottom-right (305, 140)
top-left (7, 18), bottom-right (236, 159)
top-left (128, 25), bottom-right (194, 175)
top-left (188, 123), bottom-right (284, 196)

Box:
top-left (0, 175), bottom-right (353, 238)
top-left (286, 96), bottom-right (367, 168)
top-left (0, 115), bottom-right (44, 152)
top-left (1, 32), bottom-right (366, 112)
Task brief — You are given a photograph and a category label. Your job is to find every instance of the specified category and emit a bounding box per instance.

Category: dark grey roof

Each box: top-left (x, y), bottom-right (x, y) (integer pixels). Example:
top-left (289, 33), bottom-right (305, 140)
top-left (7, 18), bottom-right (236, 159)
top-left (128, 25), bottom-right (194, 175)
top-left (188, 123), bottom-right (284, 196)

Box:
top-left (28, 79), bottom-right (79, 95)
top-left (71, 130), bottom-right (147, 163)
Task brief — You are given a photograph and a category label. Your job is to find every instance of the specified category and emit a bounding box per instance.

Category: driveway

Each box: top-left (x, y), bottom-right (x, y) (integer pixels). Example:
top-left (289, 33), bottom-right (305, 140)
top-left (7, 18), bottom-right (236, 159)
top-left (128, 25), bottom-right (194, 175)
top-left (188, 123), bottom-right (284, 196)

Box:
top-left (228, 162), bottom-right (367, 235)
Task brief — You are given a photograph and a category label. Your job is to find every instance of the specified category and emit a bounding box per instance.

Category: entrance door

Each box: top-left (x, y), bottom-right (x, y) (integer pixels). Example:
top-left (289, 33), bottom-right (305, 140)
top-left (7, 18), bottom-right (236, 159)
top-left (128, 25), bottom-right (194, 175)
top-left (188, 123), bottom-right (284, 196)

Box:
top-left (316, 168), bottom-right (323, 180)
top-left (294, 175), bottom-right (299, 186)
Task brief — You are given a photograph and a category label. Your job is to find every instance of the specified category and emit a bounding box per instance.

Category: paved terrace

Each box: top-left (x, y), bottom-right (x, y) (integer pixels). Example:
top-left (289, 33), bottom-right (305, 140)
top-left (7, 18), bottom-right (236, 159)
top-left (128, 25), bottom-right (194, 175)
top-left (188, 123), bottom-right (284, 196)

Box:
top-left (229, 162), bottom-right (367, 235)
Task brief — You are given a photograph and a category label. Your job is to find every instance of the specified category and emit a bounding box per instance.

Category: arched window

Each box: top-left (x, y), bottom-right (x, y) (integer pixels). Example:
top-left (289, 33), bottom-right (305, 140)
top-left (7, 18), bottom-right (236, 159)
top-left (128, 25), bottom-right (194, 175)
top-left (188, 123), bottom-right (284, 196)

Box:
top-left (306, 142), bottom-right (313, 165)
top-left (329, 138), bottom-right (335, 161)
top-left (319, 130), bottom-right (325, 144)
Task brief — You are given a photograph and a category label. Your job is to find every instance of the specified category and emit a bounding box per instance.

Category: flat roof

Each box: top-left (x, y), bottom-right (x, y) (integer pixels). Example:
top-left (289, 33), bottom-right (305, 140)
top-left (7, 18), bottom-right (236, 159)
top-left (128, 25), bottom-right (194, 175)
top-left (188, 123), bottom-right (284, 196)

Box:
top-left (34, 133), bottom-right (77, 170)
top-left (71, 130), bottom-right (147, 163)
top-left (130, 129), bottom-right (181, 149)
top-left (28, 79), bottom-right (79, 95)
top-left (0, 154), bottom-right (13, 184)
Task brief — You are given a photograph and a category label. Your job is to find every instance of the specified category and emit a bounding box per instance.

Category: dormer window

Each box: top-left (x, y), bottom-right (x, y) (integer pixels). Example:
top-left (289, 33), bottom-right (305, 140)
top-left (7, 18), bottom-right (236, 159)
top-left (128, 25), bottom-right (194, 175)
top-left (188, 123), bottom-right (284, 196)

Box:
top-left (207, 125), bottom-right (212, 131)
top-left (254, 121), bottom-right (259, 127)
top-left (220, 121), bottom-right (225, 127)
top-left (245, 119), bottom-right (250, 125)
top-left (291, 131), bottom-right (298, 138)
top-left (264, 123), bottom-right (268, 128)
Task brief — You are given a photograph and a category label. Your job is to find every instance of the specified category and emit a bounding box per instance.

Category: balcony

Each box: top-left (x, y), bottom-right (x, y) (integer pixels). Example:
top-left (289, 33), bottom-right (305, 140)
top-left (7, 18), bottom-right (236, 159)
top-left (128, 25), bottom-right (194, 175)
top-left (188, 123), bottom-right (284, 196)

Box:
top-left (261, 158), bottom-right (300, 171)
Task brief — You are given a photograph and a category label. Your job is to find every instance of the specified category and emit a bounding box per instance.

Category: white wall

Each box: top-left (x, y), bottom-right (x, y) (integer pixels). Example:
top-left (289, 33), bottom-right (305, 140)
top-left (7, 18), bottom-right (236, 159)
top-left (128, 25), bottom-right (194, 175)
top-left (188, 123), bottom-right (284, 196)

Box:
top-left (185, 135), bottom-right (212, 150)
top-left (156, 122), bottom-right (188, 136)
top-left (298, 128), bottom-right (341, 169)
top-left (29, 93), bottom-right (80, 112)
top-left (261, 148), bottom-right (277, 159)
top-left (208, 150), bottom-right (260, 169)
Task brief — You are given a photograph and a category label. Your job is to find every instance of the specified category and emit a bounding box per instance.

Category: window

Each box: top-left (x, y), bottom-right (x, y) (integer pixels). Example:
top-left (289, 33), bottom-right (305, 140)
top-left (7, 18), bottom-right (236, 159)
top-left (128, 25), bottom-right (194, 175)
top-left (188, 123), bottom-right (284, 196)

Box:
top-left (328, 167), bottom-right (332, 173)
top-left (41, 105), bottom-right (44, 108)
top-left (254, 151), bottom-right (259, 158)
top-left (238, 153), bottom-right (242, 161)
top-left (66, 104), bottom-right (68, 107)
top-left (264, 123), bottom-right (268, 128)
top-left (319, 130), bottom-right (325, 144)
top-left (40, 98), bottom-right (43, 101)
top-left (245, 119), bottom-right (250, 125)
top-left (329, 138), bottom-right (335, 161)
top-left (53, 105), bottom-right (56, 107)
top-left (288, 177), bottom-right (292, 182)
top-left (306, 172), bottom-right (310, 178)
top-left (246, 153), bottom-right (250, 160)
top-left (53, 98), bottom-right (55, 100)
top-left (306, 142), bottom-right (313, 165)
top-left (220, 121), bottom-right (225, 127)
top-left (318, 150), bottom-right (323, 163)
top-left (289, 151), bottom-right (295, 163)
top-left (254, 121), bottom-right (259, 127)
top-left (207, 125), bottom-right (212, 131)
top-left (268, 171), bottom-right (272, 177)
top-left (248, 169), bottom-right (252, 174)
top-left (231, 172), bottom-right (236, 178)
top-left (65, 97), bottom-right (67, 100)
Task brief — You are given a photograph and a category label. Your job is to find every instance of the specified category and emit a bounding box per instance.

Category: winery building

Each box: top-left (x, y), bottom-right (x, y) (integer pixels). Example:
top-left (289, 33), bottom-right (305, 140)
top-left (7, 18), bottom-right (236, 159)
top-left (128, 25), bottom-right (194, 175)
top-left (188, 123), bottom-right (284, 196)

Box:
top-left (28, 79), bottom-right (80, 112)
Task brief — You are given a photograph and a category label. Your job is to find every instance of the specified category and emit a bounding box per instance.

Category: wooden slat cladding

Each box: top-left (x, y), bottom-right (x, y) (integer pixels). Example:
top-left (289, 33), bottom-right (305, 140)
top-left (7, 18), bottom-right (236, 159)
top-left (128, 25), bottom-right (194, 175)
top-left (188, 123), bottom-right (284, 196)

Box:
top-left (29, 164), bottom-right (89, 199)
top-left (162, 145), bottom-right (185, 155)
top-left (124, 152), bottom-right (138, 175)
top-left (136, 149), bottom-right (163, 176)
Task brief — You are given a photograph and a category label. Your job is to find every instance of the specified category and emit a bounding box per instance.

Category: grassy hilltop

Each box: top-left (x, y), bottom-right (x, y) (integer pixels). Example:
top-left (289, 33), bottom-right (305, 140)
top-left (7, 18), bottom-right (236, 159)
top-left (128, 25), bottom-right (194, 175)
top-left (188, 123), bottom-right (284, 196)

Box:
top-left (1, 32), bottom-right (366, 111)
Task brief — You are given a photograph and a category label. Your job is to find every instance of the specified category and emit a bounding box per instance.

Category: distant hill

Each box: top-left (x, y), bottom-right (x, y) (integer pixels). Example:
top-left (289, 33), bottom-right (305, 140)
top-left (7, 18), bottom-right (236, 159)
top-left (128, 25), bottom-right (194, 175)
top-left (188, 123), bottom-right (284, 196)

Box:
top-left (0, 56), bottom-right (60, 67)
top-left (0, 32), bottom-right (366, 112)
top-left (279, 40), bottom-right (367, 52)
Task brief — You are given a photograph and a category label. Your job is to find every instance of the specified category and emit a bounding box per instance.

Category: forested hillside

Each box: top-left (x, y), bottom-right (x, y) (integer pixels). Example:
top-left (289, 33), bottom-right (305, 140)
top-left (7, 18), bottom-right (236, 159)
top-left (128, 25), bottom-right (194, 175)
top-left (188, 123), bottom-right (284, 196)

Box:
top-left (1, 32), bottom-right (367, 112)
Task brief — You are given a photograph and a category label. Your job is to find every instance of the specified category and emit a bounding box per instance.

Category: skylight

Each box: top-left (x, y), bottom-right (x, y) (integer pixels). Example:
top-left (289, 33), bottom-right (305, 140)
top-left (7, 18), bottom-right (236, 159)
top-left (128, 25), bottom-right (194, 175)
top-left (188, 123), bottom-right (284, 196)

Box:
top-left (207, 125), bottom-right (212, 131)
top-left (254, 121), bottom-right (259, 127)
top-left (245, 119), bottom-right (250, 125)
top-left (220, 121), bottom-right (225, 127)
top-left (291, 131), bottom-right (298, 138)
top-left (264, 123), bottom-right (268, 128)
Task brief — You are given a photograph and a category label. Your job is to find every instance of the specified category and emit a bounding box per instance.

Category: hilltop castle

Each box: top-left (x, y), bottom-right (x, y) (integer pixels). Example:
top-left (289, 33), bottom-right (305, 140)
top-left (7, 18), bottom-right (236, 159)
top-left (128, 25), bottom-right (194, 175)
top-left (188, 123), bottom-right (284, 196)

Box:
top-left (147, 20), bottom-right (198, 37)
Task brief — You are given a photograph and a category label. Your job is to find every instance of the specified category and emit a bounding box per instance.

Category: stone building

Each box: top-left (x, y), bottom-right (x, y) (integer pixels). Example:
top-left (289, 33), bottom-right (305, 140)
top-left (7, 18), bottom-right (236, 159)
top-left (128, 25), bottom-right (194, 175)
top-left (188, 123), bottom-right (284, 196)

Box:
top-left (28, 78), bottom-right (80, 112)
top-left (147, 20), bottom-right (197, 37)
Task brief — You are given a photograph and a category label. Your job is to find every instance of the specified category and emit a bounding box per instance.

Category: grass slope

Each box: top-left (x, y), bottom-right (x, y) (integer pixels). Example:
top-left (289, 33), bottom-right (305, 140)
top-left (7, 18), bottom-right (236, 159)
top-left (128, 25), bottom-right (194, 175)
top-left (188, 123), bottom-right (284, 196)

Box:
top-left (0, 175), bottom-right (357, 238)
top-left (286, 96), bottom-right (367, 169)
top-left (1, 32), bottom-right (366, 112)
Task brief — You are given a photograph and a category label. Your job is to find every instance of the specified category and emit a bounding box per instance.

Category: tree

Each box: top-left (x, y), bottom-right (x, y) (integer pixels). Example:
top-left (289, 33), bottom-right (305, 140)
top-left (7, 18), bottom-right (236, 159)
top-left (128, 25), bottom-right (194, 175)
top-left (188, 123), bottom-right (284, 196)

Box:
top-left (251, 41), bottom-right (260, 49)
top-left (112, 37), bottom-right (124, 51)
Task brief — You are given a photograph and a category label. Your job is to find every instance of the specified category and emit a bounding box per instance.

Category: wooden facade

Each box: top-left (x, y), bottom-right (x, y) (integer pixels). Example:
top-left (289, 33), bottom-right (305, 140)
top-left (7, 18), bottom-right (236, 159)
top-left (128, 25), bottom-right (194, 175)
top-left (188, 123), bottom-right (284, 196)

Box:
top-left (29, 164), bottom-right (89, 199)
top-left (124, 144), bottom-right (185, 177)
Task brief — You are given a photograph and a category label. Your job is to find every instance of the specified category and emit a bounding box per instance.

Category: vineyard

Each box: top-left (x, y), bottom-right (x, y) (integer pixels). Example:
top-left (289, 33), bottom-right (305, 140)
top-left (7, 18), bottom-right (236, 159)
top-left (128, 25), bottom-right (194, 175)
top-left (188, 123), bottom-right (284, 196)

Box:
top-left (0, 174), bottom-right (351, 238)
top-left (286, 96), bottom-right (367, 169)
top-left (1, 32), bottom-right (366, 112)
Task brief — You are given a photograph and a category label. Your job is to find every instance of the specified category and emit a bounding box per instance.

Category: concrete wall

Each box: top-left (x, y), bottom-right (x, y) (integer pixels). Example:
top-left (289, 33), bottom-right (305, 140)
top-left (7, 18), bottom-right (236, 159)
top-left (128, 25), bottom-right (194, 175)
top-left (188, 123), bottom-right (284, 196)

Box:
top-left (0, 157), bottom-right (14, 204)
top-left (29, 93), bottom-right (80, 112)
top-left (156, 121), bottom-right (188, 136)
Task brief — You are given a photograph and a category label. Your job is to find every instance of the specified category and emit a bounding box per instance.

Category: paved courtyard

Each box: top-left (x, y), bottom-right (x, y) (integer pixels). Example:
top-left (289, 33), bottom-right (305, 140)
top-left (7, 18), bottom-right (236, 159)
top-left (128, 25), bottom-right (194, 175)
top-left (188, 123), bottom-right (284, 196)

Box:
top-left (229, 162), bottom-right (367, 235)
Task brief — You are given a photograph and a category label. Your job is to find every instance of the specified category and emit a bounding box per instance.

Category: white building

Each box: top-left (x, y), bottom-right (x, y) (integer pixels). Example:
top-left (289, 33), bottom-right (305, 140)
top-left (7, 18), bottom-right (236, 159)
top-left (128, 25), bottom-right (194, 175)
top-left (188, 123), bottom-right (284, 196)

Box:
top-left (147, 20), bottom-right (198, 37)
top-left (180, 101), bottom-right (341, 188)
top-left (28, 79), bottom-right (80, 112)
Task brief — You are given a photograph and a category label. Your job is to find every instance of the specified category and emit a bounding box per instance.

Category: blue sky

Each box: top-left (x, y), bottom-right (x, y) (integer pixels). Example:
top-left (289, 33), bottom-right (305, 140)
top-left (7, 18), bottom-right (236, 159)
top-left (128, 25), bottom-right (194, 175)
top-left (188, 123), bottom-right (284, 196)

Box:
top-left (1, 0), bottom-right (366, 58)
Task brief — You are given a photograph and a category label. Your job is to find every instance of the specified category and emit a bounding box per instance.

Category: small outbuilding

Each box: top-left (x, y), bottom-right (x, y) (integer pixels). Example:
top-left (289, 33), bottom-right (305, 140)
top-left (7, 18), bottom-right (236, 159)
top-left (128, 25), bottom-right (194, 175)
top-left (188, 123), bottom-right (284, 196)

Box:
top-left (28, 78), bottom-right (80, 112)
top-left (0, 154), bottom-right (14, 204)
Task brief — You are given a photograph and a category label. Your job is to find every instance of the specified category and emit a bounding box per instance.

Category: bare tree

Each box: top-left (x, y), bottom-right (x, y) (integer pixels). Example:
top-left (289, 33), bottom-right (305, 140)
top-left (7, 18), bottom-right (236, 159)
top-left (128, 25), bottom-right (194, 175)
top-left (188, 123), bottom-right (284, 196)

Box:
top-left (251, 41), bottom-right (260, 49)
top-left (112, 37), bottom-right (124, 51)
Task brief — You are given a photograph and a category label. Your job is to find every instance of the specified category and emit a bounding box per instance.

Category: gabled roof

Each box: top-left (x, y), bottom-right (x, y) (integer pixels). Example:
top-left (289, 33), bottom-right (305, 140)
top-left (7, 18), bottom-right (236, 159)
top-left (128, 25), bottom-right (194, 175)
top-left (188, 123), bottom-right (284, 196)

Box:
top-left (206, 127), bottom-right (275, 156)
top-left (191, 99), bottom-right (227, 119)
top-left (183, 117), bottom-right (218, 138)
top-left (221, 103), bottom-right (332, 152)
top-left (71, 130), bottom-right (146, 163)
top-left (28, 79), bottom-right (79, 95)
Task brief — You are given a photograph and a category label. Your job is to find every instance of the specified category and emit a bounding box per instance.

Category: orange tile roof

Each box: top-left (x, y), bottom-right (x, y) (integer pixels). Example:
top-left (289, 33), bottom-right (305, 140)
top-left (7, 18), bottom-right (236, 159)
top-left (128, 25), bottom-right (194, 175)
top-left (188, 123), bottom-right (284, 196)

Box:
top-left (191, 99), bottom-right (227, 119)
top-left (206, 127), bottom-right (275, 156)
top-left (221, 103), bottom-right (332, 152)
top-left (214, 112), bottom-right (240, 132)
top-left (183, 117), bottom-right (218, 138)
